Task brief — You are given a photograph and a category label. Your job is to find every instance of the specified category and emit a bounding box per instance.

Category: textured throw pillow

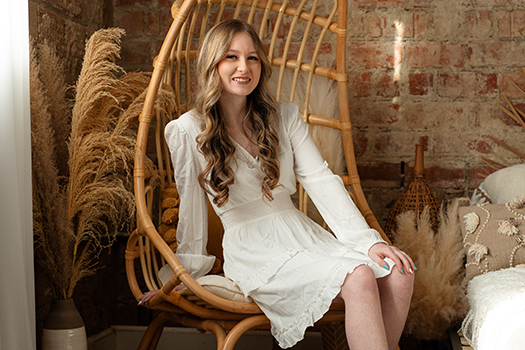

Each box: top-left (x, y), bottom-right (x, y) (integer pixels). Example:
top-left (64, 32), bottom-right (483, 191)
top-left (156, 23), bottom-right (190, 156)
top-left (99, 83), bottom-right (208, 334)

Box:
top-left (478, 164), bottom-right (525, 204)
top-left (460, 198), bottom-right (525, 281)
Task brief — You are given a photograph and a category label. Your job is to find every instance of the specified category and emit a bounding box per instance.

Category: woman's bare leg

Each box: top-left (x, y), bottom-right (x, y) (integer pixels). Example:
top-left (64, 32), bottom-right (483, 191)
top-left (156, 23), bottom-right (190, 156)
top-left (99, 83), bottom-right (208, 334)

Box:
top-left (337, 265), bottom-right (414, 350)
top-left (376, 270), bottom-right (414, 350)
top-left (338, 265), bottom-right (389, 350)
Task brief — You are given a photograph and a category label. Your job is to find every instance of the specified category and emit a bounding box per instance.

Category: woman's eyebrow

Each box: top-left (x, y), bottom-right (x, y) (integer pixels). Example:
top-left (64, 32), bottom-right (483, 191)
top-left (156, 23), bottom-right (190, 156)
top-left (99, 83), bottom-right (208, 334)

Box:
top-left (227, 48), bottom-right (258, 55)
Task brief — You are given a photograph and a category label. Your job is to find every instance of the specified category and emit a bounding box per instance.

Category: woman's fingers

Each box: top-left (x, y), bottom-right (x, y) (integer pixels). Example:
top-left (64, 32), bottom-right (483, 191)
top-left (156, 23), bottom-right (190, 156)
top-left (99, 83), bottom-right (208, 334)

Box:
top-left (369, 243), bottom-right (416, 275)
top-left (138, 290), bottom-right (159, 305)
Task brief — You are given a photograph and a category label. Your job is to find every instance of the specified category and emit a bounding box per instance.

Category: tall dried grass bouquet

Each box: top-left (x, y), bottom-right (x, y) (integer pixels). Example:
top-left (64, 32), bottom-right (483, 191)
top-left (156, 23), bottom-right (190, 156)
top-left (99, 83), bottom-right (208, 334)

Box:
top-left (31, 28), bottom-right (175, 299)
top-left (394, 199), bottom-right (469, 340)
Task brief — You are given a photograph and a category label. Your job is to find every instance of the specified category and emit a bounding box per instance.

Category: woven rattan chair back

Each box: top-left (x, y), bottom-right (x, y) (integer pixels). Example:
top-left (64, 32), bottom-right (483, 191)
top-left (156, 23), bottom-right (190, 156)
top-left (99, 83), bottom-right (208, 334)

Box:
top-left (125, 1), bottom-right (395, 350)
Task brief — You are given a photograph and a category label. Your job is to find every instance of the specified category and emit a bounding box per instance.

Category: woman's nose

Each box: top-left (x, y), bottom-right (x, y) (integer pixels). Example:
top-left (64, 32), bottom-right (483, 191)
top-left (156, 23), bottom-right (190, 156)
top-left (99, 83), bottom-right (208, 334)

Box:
top-left (237, 58), bottom-right (248, 72)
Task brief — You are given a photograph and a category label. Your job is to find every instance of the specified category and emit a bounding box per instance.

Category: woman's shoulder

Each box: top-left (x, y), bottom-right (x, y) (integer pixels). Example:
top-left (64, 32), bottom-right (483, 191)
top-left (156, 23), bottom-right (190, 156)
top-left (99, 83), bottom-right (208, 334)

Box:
top-left (165, 109), bottom-right (202, 138)
top-left (275, 101), bottom-right (302, 131)
top-left (277, 101), bottom-right (299, 117)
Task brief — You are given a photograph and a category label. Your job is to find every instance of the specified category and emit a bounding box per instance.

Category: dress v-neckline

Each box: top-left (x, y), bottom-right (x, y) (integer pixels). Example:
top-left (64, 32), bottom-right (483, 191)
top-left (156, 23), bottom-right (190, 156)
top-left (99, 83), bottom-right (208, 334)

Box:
top-left (230, 137), bottom-right (259, 170)
top-left (230, 136), bottom-right (258, 160)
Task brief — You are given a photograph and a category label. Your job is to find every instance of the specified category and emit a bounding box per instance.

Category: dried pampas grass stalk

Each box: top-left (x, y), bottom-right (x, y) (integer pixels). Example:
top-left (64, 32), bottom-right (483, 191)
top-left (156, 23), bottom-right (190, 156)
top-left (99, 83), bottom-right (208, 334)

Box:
top-left (30, 40), bottom-right (76, 299)
top-left (32, 27), bottom-right (174, 299)
top-left (394, 199), bottom-right (468, 340)
top-left (37, 43), bottom-right (71, 177)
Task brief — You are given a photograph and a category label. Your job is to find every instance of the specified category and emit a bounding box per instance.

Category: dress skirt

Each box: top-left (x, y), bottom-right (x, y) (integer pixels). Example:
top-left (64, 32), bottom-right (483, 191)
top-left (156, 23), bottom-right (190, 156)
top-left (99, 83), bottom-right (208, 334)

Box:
top-left (221, 194), bottom-right (392, 349)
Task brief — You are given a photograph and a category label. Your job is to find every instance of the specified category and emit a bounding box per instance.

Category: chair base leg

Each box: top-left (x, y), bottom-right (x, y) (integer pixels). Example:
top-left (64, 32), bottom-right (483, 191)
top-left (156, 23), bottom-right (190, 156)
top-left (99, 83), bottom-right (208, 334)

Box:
top-left (138, 312), bottom-right (172, 350)
top-left (220, 315), bottom-right (269, 350)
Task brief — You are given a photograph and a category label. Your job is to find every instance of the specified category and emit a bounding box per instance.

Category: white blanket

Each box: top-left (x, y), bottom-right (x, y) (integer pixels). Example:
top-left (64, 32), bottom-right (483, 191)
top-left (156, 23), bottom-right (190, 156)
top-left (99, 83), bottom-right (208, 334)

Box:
top-left (462, 267), bottom-right (525, 350)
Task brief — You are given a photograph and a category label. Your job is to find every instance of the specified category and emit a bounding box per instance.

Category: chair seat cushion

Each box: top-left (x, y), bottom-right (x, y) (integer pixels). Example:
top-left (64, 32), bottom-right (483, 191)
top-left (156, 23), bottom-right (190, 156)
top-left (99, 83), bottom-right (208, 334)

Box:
top-left (158, 264), bottom-right (252, 302)
top-left (196, 274), bottom-right (253, 303)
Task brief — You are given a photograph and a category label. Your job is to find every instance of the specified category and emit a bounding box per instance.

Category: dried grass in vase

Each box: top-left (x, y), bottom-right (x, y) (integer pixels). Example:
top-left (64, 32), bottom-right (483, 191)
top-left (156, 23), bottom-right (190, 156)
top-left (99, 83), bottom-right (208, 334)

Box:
top-left (31, 28), bottom-right (175, 299)
top-left (394, 199), bottom-right (469, 340)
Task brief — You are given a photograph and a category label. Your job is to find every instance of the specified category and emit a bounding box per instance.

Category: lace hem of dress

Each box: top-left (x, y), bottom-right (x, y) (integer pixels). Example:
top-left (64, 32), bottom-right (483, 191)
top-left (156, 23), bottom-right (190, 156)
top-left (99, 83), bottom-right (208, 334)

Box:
top-left (271, 259), bottom-right (392, 349)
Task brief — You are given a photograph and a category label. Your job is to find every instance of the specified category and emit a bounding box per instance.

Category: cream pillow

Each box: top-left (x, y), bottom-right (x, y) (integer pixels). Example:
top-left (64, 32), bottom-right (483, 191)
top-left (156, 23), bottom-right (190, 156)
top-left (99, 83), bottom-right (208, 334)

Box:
top-left (157, 264), bottom-right (252, 302)
top-left (479, 164), bottom-right (525, 204)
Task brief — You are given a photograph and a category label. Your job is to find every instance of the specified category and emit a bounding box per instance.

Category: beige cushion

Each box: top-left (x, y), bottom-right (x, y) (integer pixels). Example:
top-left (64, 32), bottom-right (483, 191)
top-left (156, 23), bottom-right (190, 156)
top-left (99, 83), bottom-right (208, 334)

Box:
top-left (460, 202), bottom-right (525, 281)
top-left (479, 164), bottom-right (525, 204)
top-left (157, 264), bottom-right (252, 302)
top-left (196, 275), bottom-right (252, 303)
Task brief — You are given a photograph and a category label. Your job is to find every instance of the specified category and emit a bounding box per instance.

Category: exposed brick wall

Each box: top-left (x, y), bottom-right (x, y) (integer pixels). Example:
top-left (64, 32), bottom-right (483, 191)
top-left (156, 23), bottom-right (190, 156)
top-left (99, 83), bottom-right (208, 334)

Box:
top-left (346, 0), bottom-right (525, 224)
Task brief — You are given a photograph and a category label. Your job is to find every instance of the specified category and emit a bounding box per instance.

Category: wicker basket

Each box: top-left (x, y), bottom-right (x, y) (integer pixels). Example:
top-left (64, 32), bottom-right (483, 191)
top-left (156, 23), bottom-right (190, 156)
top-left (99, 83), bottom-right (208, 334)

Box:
top-left (385, 144), bottom-right (440, 241)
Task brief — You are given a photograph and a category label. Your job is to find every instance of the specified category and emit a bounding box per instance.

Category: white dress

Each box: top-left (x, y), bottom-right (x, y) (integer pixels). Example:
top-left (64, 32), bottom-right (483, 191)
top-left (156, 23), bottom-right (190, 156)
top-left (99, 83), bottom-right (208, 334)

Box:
top-left (164, 101), bottom-right (391, 349)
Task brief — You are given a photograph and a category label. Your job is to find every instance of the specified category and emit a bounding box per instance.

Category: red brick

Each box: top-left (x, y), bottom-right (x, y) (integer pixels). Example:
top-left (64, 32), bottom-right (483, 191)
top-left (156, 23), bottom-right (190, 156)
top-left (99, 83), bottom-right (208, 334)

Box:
top-left (146, 10), bottom-right (172, 35)
top-left (350, 0), bottom-right (405, 7)
top-left (120, 39), bottom-right (154, 65)
top-left (352, 130), bottom-right (368, 158)
top-left (468, 42), bottom-right (525, 67)
top-left (349, 72), bottom-right (372, 97)
top-left (405, 102), bottom-right (468, 129)
top-left (348, 10), bottom-right (382, 38)
top-left (437, 72), bottom-right (498, 98)
top-left (411, 0), bottom-right (471, 7)
top-left (357, 163), bottom-right (403, 188)
top-left (371, 133), bottom-right (428, 158)
top-left (434, 133), bottom-right (491, 156)
top-left (493, 102), bottom-right (525, 127)
top-left (465, 11), bottom-right (493, 39)
top-left (405, 42), bottom-right (465, 68)
top-left (424, 162), bottom-right (467, 189)
top-left (472, 0), bottom-right (523, 6)
top-left (350, 101), bottom-right (401, 127)
top-left (496, 10), bottom-right (511, 38)
top-left (512, 10), bottom-right (525, 37)
top-left (414, 10), bottom-right (430, 38)
top-left (115, 0), bottom-right (151, 5)
top-left (380, 11), bottom-right (414, 38)
top-left (67, 20), bottom-right (88, 59)
top-left (409, 72), bottom-right (433, 96)
top-left (500, 71), bottom-right (525, 99)
top-left (431, 9), bottom-right (463, 40)
top-left (374, 71), bottom-right (400, 98)
top-left (348, 41), bottom-right (396, 68)
top-left (116, 11), bottom-right (145, 36)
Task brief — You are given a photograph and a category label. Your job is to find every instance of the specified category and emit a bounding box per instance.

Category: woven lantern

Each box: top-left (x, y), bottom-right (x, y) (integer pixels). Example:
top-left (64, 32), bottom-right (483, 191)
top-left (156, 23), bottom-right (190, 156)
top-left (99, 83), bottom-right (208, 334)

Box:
top-left (385, 144), bottom-right (440, 241)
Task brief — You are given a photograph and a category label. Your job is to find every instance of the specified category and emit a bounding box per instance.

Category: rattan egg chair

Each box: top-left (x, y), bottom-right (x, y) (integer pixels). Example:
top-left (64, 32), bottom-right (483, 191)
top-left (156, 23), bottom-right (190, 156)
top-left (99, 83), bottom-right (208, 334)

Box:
top-left (125, 1), bottom-right (396, 350)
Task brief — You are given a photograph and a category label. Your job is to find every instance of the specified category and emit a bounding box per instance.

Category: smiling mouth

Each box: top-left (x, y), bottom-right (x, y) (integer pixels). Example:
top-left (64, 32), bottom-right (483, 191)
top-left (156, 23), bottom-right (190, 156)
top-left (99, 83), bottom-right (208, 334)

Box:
top-left (233, 77), bottom-right (250, 83)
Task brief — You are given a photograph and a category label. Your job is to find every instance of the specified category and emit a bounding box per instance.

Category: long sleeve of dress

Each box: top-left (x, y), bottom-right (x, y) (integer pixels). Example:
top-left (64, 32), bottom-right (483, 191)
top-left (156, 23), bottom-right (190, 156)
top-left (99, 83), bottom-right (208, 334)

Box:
top-left (284, 103), bottom-right (387, 256)
top-left (164, 119), bottom-right (215, 279)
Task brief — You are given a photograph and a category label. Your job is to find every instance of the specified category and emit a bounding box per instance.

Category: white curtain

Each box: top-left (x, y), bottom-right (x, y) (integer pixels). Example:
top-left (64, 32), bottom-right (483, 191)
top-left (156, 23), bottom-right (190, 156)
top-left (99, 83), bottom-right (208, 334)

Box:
top-left (0, 1), bottom-right (36, 350)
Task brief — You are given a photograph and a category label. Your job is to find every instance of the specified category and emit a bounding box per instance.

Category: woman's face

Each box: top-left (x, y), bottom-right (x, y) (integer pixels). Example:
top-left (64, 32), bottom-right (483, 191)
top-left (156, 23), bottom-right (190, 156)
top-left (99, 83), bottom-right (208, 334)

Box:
top-left (217, 32), bottom-right (261, 102)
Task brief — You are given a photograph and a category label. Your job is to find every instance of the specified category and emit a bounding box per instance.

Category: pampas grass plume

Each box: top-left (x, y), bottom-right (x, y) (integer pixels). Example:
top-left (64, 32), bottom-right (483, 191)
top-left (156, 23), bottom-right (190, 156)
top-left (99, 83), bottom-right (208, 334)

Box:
top-left (394, 199), bottom-right (468, 340)
top-left (32, 27), bottom-right (174, 299)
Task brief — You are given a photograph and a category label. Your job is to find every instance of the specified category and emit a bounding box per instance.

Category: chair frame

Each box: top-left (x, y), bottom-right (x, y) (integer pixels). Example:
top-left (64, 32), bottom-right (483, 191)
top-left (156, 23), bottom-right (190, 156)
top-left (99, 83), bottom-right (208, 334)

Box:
top-left (126, 1), bottom-right (395, 349)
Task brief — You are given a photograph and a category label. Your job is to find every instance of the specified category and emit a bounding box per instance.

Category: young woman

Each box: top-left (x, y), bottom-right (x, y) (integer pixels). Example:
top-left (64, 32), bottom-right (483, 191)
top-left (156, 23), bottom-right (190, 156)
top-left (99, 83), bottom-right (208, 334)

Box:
top-left (147, 19), bottom-right (415, 350)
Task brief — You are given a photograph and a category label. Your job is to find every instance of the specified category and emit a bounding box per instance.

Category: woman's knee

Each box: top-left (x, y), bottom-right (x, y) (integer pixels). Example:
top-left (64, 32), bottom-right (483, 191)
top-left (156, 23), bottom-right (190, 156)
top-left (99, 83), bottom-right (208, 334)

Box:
top-left (340, 265), bottom-right (378, 300)
top-left (378, 268), bottom-right (414, 299)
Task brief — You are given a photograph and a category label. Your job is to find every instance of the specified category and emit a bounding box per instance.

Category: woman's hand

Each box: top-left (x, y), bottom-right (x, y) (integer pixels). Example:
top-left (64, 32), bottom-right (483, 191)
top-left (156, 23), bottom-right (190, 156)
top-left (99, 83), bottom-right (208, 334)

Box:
top-left (368, 243), bottom-right (416, 275)
top-left (138, 283), bottom-right (186, 305)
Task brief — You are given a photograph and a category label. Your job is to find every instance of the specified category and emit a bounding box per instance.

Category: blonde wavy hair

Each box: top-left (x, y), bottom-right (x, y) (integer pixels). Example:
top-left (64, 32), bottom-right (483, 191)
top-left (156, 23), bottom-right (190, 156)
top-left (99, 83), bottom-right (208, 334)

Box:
top-left (194, 19), bottom-right (280, 207)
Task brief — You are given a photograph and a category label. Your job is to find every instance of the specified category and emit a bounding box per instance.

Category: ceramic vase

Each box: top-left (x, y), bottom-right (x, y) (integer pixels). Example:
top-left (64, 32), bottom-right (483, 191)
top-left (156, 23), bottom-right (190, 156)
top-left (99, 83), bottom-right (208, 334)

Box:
top-left (42, 298), bottom-right (87, 350)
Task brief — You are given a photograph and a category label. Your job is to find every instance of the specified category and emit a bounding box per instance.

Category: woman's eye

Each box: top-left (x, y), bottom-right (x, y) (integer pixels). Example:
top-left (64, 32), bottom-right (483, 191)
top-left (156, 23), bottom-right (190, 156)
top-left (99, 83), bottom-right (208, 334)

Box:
top-left (226, 55), bottom-right (237, 59)
top-left (248, 56), bottom-right (259, 61)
